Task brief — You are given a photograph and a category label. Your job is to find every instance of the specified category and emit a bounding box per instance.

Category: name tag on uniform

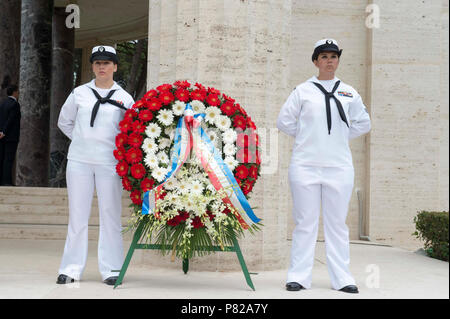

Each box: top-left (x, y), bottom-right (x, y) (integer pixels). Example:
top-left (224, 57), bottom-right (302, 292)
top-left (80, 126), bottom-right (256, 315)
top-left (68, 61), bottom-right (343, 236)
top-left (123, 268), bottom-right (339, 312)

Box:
top-left (337, 91), bottom-right (353, 98)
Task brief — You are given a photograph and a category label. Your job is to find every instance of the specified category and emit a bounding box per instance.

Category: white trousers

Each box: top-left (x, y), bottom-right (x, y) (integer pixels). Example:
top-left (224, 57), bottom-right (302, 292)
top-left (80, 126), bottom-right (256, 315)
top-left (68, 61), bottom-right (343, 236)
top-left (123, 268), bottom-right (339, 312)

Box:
top-left (58, 160), bottom-right (124, 281)
top-left (287, 165), bottom-right (356, 290)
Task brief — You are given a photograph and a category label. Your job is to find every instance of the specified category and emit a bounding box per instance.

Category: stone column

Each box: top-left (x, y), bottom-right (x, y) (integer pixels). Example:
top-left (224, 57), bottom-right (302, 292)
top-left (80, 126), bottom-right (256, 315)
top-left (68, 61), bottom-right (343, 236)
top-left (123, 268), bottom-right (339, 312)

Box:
top-left (49, 7), bottom-right (74, 187)
top-left (143, 0), bottom-right (292, 271)
top-left (0, 0), bottom-right (21, 98)
top-left (16, 0), bottom-right (53, 186)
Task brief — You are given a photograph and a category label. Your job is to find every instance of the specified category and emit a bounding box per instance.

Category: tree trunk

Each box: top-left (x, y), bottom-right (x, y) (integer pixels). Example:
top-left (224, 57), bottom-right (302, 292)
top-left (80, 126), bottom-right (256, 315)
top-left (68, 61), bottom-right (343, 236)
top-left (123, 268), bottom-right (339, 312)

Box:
top-left (16, 0), bottom-right (53, 186)
top-left (49, 7), bottom-right (74, 187)
top-left (0, 0), bottom-right (21, 98)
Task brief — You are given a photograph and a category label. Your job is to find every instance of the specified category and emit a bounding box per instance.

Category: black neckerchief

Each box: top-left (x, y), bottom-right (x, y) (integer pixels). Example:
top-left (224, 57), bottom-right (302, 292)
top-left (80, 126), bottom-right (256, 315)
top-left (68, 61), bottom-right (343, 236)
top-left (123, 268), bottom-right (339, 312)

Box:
top-left (312, 80), bottom-right (349, 135)
top-left (90, 88), bottom-right (127, 127)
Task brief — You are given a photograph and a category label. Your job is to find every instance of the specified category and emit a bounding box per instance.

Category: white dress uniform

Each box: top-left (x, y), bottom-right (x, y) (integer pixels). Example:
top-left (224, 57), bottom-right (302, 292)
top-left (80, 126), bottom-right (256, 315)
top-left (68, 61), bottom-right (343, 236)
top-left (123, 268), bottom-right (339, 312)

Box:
top-left (57, 51), bottom-right (134, 281)
top-left (277, 40), bottom-right (371, 290)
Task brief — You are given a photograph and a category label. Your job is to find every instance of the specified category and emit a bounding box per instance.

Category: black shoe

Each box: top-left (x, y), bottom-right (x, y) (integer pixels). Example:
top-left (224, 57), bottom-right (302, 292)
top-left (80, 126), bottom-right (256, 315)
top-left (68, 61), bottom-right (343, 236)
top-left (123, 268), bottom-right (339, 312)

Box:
top-left (56, 274), bottom-right (74, 284)
top-left (104, 276), bottom-right (120, 286)
top-left (339, 285), bottom-right (359, 293)
top-left (286, 282), bottom-right (305, 291)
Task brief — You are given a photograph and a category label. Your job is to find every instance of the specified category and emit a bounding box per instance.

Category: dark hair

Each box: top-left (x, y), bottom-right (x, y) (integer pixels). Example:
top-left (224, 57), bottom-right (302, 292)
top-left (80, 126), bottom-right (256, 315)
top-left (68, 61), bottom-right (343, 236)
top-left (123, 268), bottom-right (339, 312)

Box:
top-left (6, 84), bottom-right (19, 96)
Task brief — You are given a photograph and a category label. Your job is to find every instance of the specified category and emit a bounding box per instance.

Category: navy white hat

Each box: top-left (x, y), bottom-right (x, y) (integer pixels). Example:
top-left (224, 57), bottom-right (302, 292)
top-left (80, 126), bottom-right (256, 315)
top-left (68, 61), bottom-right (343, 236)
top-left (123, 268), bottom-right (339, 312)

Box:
top-left (311, 39), bottom-right (342, 62)
top-left (90, 45), bottom-right (118, 64)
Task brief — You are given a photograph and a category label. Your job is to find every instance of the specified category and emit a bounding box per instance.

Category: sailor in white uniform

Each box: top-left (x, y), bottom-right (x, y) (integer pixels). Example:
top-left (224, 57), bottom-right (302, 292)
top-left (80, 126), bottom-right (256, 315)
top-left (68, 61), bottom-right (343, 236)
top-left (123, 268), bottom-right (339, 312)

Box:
top-left (56, 46), bottom-right (135, 285)
top-left (277, 39), bottom-right (371, 293)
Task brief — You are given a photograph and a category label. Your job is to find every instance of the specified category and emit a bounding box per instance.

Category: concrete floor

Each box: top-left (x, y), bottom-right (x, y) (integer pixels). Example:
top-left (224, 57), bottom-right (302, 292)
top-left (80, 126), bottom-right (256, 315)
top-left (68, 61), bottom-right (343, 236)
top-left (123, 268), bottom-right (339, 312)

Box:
top-left (0, 238), bottom-right (448, 299)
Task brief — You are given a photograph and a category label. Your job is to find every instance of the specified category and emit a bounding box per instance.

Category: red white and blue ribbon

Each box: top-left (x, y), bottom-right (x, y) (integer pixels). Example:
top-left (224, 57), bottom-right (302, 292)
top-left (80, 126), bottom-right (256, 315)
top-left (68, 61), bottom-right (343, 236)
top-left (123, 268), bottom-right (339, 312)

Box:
top-left (142, 103), bottom-right (260, 229)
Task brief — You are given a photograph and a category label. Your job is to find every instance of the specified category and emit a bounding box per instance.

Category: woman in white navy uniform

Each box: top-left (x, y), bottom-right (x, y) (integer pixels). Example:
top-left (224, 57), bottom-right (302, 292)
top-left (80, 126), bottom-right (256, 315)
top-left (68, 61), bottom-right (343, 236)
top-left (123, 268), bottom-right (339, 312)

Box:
top-left (277, 39), bottom-right (371, 293)
top-left (56, 46), bottom-right (134, 285)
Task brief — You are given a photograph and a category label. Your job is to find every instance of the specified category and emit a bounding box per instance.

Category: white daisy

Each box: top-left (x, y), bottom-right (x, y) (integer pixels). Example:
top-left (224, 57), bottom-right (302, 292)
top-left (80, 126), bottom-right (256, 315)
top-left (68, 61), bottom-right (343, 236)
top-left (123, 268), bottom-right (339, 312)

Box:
top-left (224, 156), bottom-right (239, 171)
top-left (142, 138), bottom-right (158, 154)
top-left (190, 180), bottom-right (204, 195)
top-left (215, 115), bottom-right (231, 131)
top-left (158, 137), bottom-right (171, 150)
top-left (145, 123), bottom-right (162, 138)
top-left (177, 181), bottom-right (191, 195)
top-left (163, 178), bottom-right (177, 191)
top-left (172, 101), bottom-right (186, 116)
top-left (222, 129), bottom-right (237, 144)
top-left (223, 143), bottom-right (237, 156)
top-left (206, 130), bottom-right (218, 145)
top-left (157, 109), bottom-right (174, 126)
top-left (144, 153), bottom-right (159, 169)
top-left (152, 166), bottom-right (168, 182)
top-left (191, 100), bottom-right (206, 114)
top-left (205, 106), bottom-right (221, 125)
top-left (157, 151), bottom-right (169, 164)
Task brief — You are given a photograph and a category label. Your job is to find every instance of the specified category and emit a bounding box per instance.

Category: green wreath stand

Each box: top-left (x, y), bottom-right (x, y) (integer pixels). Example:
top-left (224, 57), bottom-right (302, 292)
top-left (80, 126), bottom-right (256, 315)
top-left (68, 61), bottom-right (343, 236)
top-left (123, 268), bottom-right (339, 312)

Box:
top-left (112, 220), bottom-right (256, 290)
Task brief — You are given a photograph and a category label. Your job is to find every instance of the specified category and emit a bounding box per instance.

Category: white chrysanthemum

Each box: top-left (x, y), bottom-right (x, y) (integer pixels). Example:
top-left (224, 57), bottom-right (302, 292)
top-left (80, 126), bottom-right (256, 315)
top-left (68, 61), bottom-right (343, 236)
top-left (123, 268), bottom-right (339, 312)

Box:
top-left (163, 178), bottom-right (177, 191)
top-left (223, 143), bottom-right (237, 156)
top-left (222, 129), bottom-right (237, 144)
top-left (158, 137), bottom-right (171, 150)
top-left (205, 106), bottom-right (221, 124)
top-left (172, 101), bottom-right (186, 116)
top-left (142, 138), bottom-right (158, 154)
top-left (191, 100), bottom-right (206, 114)
top-left (144, 153), bottom-right (159, 169)
top-left (157, 109), bottom-right (174, 126)
top-left (224, 156), bottom-right (239, 171)
top-left (206, 130), bottom-right (218, 145)
top-left (152, 166), bottom-right (168, 182)
top-left (157, 151), bottom-right (169, 164)
top-left (190, 180), bottom-right (204, 195)
top-left (185, 199), bottom-right (195, 213)
top-left (145, 123), bottom-right (161, 138)
top-left (177, 181), bottom-right (191, 195)
top-left (215, 115), bottom-right (231, 131)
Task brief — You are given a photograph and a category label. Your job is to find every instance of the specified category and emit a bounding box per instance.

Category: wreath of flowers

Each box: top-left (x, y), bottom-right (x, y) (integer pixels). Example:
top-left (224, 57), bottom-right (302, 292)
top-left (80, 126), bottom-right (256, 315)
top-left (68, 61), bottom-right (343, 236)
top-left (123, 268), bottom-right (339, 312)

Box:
top-left (114, 80), bottom-right (262, 259)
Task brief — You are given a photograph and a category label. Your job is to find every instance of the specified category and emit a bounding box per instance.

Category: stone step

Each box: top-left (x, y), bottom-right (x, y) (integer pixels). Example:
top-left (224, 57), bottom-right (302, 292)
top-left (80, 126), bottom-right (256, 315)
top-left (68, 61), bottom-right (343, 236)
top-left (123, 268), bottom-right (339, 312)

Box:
top-left (0, 223), bottom-right (134, 241)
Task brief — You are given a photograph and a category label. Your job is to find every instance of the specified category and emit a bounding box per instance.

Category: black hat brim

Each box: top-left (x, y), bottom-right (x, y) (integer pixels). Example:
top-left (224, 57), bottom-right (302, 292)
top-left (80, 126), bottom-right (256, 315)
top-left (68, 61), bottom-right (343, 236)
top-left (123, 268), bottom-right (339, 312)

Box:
top-left (312, 44), bottom-right (342, 61)
top-left (90, 52), bottom-right (118, 64)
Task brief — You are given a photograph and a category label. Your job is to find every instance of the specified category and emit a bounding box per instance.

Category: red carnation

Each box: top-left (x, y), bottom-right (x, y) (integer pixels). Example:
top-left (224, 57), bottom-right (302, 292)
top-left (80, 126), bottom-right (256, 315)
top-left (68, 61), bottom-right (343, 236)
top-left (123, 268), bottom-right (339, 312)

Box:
top-left (132, 100), bottom-right (145, 109)
top-left (144, 89), bottom-right (158, 99)
top-left (236, 133), bottom-right (250, 148)
top-left (175, 88), bottom-right (190, 102)
top-left (247, 117), bottom-right (257, 130)
top-left (115, 133), bottom-right (128, 148)
top-left (119, 119), bottom-right (132, 133)
top-left (222, 93), bottom-right (235, 103)
top-left (131, 163), bottom-right (146, 179)
top-left (242, 181), bottom-right (254, 195)
top-left (125, 148), bottom-right (143, 164)
top-left (174, 80), bottom-right (191, 89)
top-left (114, 147), bottom-right (126, 161)
top-left (207, 87), bottom-right (221, 95)
top-left (220, 101), bottom-right (236, 116)
top-left (140, 178), bottom-right (155, 192)
top-left (167, 217), bottom-right (181, 227)
top-left (235, 103), bottom-right (247, 116)
top-left (207, 210), bottom-right (215, 221)
top-left (195, 82), bottom-right (206, 90)
top-left (138, 109), bottom-right (154, 122)
top-left (159, 91), bottom-right (175, 105)
top-left (233, 115), bottom-right (247, 130)
top-left (130, 190), bottom-right (142, 205)
top-left (249, 165), bottom-right (258, 179)
top-left (190, 89), bottom-right (206, 101)
top-left (122, 176), bottom-right (132, 191)
top-left (236, 148), bottom-right (253, 163)
top-left (128, 132), bottom-right (143, 148)
top-left (157, 83), bottom-right (173, 92)
top-left (147, 98), bottom-right (162, 111)
top-left (124, 109), bottom-right (138, 121)
top-left (116, 161), bottom-right (129, 177)
top-left (206, 93), bottom-right (220, 106)
top-left (235, 165), bottom-right (249, 179)
top-left (132, 120), bottom-right (146, 134)
top-left (222, 208), bottom-right (231, 215)
top-left (192, 216), bottom-right (204, 229)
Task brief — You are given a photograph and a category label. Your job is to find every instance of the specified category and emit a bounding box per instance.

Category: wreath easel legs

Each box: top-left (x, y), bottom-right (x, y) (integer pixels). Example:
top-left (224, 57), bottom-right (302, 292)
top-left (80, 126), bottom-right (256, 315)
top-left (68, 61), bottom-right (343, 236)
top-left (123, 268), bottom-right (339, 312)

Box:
top-left (112, 221), bottom-right (256, 291)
